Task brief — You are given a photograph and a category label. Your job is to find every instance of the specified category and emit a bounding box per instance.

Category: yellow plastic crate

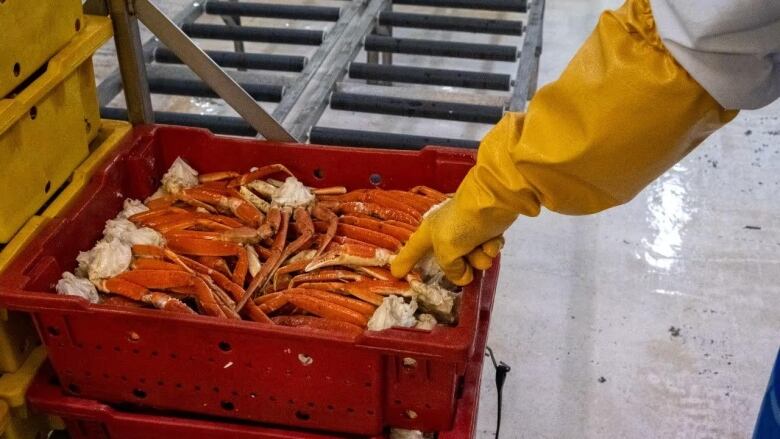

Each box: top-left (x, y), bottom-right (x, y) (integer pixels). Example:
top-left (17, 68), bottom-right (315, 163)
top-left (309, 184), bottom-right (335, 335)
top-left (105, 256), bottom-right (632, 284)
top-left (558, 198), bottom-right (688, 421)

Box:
top-left (0, 0), bottom-right (84, 98)
top-left (0, 15), bottom-right (113, 244)
top-left (0, 347), bottom-right (57, 439)
top-left (0, 120), bottom-right (132, 375)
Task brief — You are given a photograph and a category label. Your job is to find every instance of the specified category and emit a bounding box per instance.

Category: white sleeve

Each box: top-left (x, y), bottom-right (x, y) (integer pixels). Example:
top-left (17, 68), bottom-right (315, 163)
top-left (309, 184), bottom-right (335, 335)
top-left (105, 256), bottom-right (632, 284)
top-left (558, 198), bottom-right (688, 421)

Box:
top-left (650, 0), bottom-right (780, 110)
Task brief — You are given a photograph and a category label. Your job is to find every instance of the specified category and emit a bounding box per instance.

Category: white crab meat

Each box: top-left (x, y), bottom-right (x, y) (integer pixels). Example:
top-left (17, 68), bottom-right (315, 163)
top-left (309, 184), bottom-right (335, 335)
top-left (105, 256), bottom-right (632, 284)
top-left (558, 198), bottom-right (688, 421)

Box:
top-left (415, 314), bottom-right (438, 330)
top-left (368, 296), bottom-right (418, 331)
top-left (161, 157), bottom-right (198, 194)
top-left (239, 186), bottom-right (271, 212)
top-left (246, 245), bottom-right (262, 277)
top-left (410, 280), bottom-right (456, 323)
top-left (272, 177), bottom-right (315, 208)
top-left (116, 199), bottom-right (148, 219)
top-left (56, 272), bottom-right (99, 304)
top-left (76, 239), bottom-right (132, 282)
top-left (103, 218), bottom-right (165, 247)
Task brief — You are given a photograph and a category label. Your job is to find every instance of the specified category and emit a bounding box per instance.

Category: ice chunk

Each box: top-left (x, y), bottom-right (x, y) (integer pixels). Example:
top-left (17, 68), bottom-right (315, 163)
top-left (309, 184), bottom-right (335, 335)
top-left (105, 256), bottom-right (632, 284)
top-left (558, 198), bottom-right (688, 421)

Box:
top-left (56, 272), bottom-right (99, 304)
top-left (161, 157), bottom-right (198, 194)
top-left (368, 296), bottom-right (418, 331)
top-left (272, 177), bottom-right (314, 207)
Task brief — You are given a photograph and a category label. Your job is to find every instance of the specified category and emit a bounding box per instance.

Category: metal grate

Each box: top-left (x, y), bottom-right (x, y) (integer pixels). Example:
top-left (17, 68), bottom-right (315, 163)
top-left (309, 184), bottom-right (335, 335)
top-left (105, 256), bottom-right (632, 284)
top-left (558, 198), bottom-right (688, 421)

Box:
top-left (97, 0), bottom-right (546, 149)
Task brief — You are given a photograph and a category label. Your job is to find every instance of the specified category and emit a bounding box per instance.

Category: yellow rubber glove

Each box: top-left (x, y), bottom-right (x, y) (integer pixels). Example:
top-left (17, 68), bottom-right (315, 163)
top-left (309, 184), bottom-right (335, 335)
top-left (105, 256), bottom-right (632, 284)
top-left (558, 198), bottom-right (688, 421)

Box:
top-left (392, 0), bottom-right (738, 285)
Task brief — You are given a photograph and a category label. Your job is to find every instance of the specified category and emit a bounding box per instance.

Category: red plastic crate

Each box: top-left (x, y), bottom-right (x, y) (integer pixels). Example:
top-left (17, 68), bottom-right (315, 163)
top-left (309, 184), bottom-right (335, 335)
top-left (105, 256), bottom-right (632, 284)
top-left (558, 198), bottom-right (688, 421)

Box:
top-left (0, 125), bottom-right (498, 436)
top-left (25, 284), bottom-right (495, 439)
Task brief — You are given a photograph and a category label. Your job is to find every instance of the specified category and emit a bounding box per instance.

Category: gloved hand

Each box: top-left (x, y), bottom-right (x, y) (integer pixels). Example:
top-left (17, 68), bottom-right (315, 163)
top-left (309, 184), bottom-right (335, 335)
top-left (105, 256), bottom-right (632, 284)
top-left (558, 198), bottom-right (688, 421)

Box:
top-left (392, 0), bottom-right (737, 285)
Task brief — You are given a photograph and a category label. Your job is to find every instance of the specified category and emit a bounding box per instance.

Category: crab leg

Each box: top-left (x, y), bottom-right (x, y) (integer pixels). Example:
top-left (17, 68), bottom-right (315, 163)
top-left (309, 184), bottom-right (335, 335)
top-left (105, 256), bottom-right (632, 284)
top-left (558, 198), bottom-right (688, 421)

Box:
top-left (181, 187), bottom-right (264, 227)
top-left (228, 164), bottom-right (293, 187)
top-left (289, 270), bottom-right (366, 288)
top-left (285, 294), bottom-right (369, 327)
top-left (334, 223), bottom-right (402, 251)
top-left (199, 171), bottom-right (240, 183)
top-left (271, 315), bottom-right (362, 337)
top-left (305, 243), bottom-right (393, 272)
top-left (339, 216), bottom-right (412, 242)
top-left (287, 288), bottom-right (377, 317)
top-left (195, 256), bottom-right (232, 277)
top-left (273, 257), bottom-right (313, 290)
top-left (131, 244), bottom-right (166, 259)
top-left (319, 201), bottom-right (419, 225)
top-left (311, 204), bottom-right (338, 256)
top-left (175, 255), bottom-right (246, 303)
top-left (99, 278), bottom-right (197, 315)
top-left (114, 270), bottom-right (225, 318)
top-left (338, 190), bottom-right (423, 220)
top-left (238, 207), bottom-right (291, 311)
top-left (132, 259), bottom-right (187, 272)
top-left (233, 245), bottom-right (249, 287)
top-left (410, 185), bottom-right (448, 202)
top-left (313, 186), bottom-right (347, 195)
top-left (352, 266), bottom-right (394, 281)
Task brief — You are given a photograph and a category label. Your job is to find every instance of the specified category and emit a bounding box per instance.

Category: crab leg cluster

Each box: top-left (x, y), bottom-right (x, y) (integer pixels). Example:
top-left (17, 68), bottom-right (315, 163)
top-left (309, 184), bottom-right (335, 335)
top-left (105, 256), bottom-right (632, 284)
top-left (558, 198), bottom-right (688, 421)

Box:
top-left (91, 164), bottom-right (450, 336)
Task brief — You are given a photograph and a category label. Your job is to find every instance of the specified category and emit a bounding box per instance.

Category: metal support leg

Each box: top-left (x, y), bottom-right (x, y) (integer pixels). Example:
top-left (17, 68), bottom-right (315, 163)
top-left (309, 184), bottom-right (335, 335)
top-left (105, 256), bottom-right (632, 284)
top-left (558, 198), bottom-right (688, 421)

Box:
top-left (133, 0), bottom-right (296, 141)
top-left (108, 0), bottom-right (154, 124)
top-left (220, 0), bottom-right (246, 61)
top-left (367, 3), bottom-right (392, 84)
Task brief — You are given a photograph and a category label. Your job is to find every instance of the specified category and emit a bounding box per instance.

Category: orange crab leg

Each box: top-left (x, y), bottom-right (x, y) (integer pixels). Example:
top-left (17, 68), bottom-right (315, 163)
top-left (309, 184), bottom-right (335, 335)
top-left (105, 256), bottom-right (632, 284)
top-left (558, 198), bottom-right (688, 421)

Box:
top-left (289, 270), bottom-right (366, 288)
top-left (99, 277), bottom-right (149, 301)
top-left (352, 266), bottom-right (394, 281)
top-left (306, 243), bottom-right (393, 272)
top-left (294, 282), bottom-right (344, 292)
top-left (199, 171), bottom-right (240, 183)
top-left (129, 207), bottom-right (189, 225)
top-left (243, 301), bottom-right (274, 324)
top-left (145, 194), bottom-right (178, 210)
top-left (285, 294), bottom-right (369, 327)
top-left (333, 283), bottom-right (385, 306)
top-left (311, 204), bottom-right (338, 256)
top-left (176, 255), bottom-right (246, 302)
top-left (182, 187), bottom-right (263, 227)
top-left (195, 256), bottom-right (232, 277)
top-left (335, 223), bottom-right (402, 251)
top-left (312, 186), bottom-right (347, 195)
top-left (273, 257), bottom-right (313, 290)
top-left (115, 270), bottom-right (225, 318)
top-left (166, 236), bottom-right (245, 257)
top-left (271, 315), bottom-right (362, 337)
top-left (131, 244), bottom-right (166, 259)
top-left (339, 216), bottom-right (412, 242)
top-left (132, 259), bottom-right (188, 272)
top-left (341, 190), bottom-right (422, 221)
top-left (142, 292), bottom-right (197, 315)
top-left (320, 201), bottom-right (419, 225)
top-left (287, 288), bottom-right (376, 317)
top-left (410, 185), bottom-right (448, 202)
top-left (233, 245), bottom-right (249, 287)
top-left (227, 164), bottom-right (293, 188)
top-left (255, 293), bottom-right (289, 314)
top-left (239, 208), bottom-right (291, 311)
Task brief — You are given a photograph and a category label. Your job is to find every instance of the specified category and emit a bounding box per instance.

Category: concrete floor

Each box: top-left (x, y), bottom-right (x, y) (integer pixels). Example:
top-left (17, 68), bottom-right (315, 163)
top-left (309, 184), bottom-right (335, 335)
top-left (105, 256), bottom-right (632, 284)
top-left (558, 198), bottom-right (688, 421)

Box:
top-left (93, 1), bottom-right (780, 437)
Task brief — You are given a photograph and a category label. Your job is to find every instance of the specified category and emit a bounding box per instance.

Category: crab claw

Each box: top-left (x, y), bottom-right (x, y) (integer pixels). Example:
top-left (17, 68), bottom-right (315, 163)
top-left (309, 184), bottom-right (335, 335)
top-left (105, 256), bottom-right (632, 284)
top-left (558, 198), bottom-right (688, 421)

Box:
top-left (304, 244), bottom-right (393, 272)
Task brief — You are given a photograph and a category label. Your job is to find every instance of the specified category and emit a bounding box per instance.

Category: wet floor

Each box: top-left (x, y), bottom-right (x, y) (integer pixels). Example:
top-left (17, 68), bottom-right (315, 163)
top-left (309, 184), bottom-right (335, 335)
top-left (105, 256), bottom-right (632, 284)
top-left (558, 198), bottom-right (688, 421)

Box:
top-left (93, 1), bottom-right (780, 437)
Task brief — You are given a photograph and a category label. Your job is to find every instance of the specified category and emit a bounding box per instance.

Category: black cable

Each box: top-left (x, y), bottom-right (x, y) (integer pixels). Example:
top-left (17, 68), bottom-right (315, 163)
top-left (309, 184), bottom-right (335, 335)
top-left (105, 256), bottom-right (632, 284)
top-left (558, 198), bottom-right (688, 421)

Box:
top-left (486, 346), bottom-right (511, 439)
